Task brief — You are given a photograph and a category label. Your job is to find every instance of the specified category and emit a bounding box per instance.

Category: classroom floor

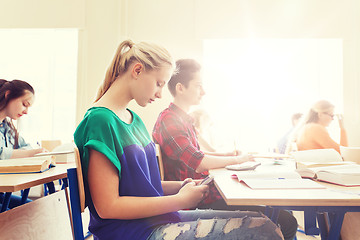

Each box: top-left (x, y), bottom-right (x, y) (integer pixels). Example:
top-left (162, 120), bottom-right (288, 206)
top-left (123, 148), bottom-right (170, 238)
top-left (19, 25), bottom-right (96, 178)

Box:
top-left (83, 210), bottom-right (321, 240)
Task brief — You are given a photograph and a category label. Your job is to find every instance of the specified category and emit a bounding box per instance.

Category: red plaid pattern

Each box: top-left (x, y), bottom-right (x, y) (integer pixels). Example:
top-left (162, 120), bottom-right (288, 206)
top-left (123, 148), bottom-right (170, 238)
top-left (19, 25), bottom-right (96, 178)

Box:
top-left (152, 103), bottom-right (221, 205)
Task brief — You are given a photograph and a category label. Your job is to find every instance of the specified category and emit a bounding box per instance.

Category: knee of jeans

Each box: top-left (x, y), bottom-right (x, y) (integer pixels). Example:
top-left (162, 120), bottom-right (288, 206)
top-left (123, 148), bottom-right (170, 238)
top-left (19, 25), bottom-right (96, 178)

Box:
top-left (161, 223), bottom-right (191, 240)
top-left (247, 217), bottom-right (284, 240)
top-left (195, 219), bottom-right (216, 238)
top-left (223, 217), bottom-right (245, 234)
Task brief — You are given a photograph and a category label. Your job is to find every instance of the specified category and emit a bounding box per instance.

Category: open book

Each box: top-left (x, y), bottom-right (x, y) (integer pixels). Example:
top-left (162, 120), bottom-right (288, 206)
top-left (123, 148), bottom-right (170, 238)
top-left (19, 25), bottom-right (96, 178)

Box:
top-left (293, 148), bottom-right (355, 173)
top-left (35, 142), bottom-right (75, 163)
top-left (0, 156), bottom-right (55, 174)
top-left (233, 171), bottom-right (325, 189)
top-left (296, 165), bottom-right (360, 186)
top-left (293, 149), bottom-right (360, 186)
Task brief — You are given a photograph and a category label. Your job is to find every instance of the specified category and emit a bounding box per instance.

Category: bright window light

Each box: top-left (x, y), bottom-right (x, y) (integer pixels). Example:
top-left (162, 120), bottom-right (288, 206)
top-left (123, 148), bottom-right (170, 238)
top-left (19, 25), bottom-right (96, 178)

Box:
top-left (0, 29), bottom-right (78, 145)
top-left (202, 38), bottom-right (343, 153)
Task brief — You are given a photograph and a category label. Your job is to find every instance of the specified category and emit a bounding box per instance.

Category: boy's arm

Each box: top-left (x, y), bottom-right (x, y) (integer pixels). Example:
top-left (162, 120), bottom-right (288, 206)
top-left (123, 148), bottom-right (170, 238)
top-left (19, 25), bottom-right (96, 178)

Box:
top-left (196, 154), bottom-right (252, 173)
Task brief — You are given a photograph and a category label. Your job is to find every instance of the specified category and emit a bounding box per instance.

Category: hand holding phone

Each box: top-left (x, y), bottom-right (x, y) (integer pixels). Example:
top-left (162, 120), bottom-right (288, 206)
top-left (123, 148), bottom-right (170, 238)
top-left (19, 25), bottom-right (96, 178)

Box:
top-left (199, 175), bottom-right (214, 185)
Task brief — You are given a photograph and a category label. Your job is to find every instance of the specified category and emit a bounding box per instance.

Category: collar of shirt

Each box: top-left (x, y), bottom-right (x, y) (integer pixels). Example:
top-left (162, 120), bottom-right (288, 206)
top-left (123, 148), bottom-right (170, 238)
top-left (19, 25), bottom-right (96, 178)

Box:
top-left (169, 103), bottom-right (194, 124)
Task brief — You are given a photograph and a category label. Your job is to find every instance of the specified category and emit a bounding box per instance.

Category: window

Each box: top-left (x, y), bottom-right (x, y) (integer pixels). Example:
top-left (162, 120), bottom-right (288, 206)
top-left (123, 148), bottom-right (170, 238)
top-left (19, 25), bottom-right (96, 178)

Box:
top-left (0, 29), bottom-right (78, 145)
top-left (202, 39), bottom-right (343, 152)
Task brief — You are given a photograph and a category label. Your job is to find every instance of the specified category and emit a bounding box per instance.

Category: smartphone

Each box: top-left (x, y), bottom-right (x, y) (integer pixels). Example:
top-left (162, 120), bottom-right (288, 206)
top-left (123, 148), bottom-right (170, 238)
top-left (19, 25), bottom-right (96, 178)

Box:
top-left (199, 175), bottom-right (214, 185)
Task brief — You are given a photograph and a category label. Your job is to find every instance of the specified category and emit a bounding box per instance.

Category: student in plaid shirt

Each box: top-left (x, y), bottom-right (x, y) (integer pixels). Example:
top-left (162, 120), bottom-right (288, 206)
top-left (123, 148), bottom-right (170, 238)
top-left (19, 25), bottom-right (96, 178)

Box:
top-left (152, 59), bottom-right (298, 240)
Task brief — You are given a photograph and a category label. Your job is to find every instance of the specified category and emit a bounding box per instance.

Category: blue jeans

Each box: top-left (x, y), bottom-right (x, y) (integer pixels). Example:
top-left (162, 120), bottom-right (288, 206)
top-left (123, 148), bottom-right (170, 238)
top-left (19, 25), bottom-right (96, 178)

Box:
top-left (198, 199), bottom-right (297, 240)
top-left (148, 209), bottom-right (284, 240)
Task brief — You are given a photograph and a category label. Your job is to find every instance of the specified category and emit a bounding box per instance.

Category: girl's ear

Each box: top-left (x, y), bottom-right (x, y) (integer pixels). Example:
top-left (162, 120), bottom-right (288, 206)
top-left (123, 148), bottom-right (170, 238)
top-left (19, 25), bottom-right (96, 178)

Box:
top-left (4, 90), bottom-right (10, 99)
top-left (131, 63), bottom-right (143, 79)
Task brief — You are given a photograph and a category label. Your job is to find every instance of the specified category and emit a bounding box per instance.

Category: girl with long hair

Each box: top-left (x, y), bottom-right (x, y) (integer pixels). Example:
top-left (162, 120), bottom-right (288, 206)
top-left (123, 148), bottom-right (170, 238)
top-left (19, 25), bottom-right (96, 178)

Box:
top-left (74, 40), bottom-right (283, 240)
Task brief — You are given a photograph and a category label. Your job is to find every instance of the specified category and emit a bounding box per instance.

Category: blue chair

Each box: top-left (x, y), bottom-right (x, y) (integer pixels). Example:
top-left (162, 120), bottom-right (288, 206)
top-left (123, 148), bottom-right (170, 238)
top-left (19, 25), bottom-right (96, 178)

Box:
top-left (67, 147), bottom-right (91, 240)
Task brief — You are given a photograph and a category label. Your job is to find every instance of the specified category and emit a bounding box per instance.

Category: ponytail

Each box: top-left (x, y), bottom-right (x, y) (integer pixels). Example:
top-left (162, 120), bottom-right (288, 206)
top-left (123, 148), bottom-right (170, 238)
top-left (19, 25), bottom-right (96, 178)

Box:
top-left (95, 39), bottom-right (174, 102)
top-left (95, 40), bottom-right (134, 102)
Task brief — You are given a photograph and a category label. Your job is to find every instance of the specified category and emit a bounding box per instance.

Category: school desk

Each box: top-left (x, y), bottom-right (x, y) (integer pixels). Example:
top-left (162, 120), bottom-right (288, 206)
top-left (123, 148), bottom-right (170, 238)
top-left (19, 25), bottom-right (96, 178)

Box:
top-left (209, 165), bottom-right (360, 240)
top-left (0, 163), bottom-right (74, 212)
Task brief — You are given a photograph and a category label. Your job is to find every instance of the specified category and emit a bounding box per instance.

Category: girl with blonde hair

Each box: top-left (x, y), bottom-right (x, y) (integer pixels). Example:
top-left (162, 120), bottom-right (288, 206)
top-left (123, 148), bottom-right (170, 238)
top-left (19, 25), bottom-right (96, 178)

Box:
top-left (74, 40), bottom-right (283, 240)
top-left (296, 100), bottom-right (348, 153)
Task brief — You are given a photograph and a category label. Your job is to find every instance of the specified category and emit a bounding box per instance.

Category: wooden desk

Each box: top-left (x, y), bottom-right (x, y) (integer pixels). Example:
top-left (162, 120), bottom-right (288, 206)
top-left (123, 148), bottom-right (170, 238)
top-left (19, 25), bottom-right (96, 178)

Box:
top-left (209, 164), bottom-right (360, 240)
top-left (210, 168), bottom-right (360, 207)
top-left (0, 163), bottom-right (74, 212)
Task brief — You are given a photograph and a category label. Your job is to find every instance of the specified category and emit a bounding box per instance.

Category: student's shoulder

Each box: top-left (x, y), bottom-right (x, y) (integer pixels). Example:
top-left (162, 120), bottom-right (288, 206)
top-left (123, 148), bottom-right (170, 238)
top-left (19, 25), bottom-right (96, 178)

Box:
top-left (158, 107), bottom-right (179, 120)
top-left (306, 123), bottom-right (327, 133)
top-left (83, 107), bottom-right (118, 124)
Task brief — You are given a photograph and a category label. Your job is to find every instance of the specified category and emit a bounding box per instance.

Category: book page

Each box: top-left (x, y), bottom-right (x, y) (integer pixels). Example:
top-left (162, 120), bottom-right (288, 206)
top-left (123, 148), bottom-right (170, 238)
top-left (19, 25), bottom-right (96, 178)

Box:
top-left (240, 179), bottom-right (326, 189)
top-left (297, 164), bottom-right (360, 186)
top-left (317, 165), bottom-right (360, 175)
top-left (234, 170), bottom-right (302, 180)
top-left (35, 142), bottom-right (75, 156)
top-left (316, 165), bottom-right (360, 186)
top-left (295, 168), bottom-right (317, 179)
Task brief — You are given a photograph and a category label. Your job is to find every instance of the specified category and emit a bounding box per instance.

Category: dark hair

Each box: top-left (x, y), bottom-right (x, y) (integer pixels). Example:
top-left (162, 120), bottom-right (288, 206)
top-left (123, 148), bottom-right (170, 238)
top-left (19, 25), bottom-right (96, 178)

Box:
top-left (0, 79), bottom-right (35, 148)
top-left (167, 59), bottom-right (201, 97)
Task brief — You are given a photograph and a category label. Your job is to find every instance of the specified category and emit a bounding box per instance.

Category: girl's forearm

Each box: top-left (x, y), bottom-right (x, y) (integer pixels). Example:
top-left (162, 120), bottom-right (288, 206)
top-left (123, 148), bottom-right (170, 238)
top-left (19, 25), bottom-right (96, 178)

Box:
top-left (162, 181), bottom-right (182, 195)
top-left (95, 195), bottom-right (184, 220)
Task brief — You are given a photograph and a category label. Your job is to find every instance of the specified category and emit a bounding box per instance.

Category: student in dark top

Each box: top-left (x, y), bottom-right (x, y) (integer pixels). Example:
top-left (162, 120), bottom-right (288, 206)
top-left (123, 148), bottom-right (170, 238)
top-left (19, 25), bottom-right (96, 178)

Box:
top-left (74, 41), bottom-right (284, 240)
top-left (153, 59), bottom-right (298, 240)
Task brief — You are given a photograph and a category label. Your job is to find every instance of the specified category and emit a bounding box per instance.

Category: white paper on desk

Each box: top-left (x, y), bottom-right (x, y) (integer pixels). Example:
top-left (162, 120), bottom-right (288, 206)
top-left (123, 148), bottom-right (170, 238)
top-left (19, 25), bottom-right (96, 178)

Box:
top-left (240, 178), bottom-right (326, 189)
top-left (234, 171), bottom-right (302, 180)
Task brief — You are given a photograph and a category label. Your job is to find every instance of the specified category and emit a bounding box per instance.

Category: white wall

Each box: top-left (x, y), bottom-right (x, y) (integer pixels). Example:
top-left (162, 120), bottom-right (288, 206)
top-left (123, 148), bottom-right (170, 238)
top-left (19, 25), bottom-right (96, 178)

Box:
top-left (1, 0), bottom-right (359, 146)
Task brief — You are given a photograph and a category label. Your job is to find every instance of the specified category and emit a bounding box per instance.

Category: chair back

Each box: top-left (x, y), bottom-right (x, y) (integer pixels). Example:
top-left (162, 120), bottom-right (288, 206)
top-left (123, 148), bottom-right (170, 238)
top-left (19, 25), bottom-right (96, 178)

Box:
top-left (0, 190), bottom-right (72, 240)
top-left (67, 147), bottom-right (86, 240)
top-left (74, 147), bottom-right (85, 212)
top-left (155, 144), bottom-right (164, 180)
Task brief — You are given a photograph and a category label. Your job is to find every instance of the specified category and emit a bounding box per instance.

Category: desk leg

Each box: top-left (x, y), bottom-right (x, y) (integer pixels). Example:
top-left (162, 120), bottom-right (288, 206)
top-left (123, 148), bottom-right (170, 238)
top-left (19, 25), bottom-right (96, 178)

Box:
top-left (0, 192), bottom-right (12, 212)
top-left (327, 212), bottom-right (345, 240)
top-left (20, 188), bottom-right (30, 204)
top-left (304, 210), bottom-right (320, 235)
top-left (317, 213), bottom-right (329, 239)
top-left (45, 182), bottom-right (56, 194)
top-left (61, 177), bottom-right (68, 189)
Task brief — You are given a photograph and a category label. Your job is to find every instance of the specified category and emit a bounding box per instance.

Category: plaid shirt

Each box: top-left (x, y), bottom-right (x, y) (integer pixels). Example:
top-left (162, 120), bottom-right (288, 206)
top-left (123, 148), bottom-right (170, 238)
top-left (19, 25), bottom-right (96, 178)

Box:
top-left (152, 103), bottom-right (221, 205)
